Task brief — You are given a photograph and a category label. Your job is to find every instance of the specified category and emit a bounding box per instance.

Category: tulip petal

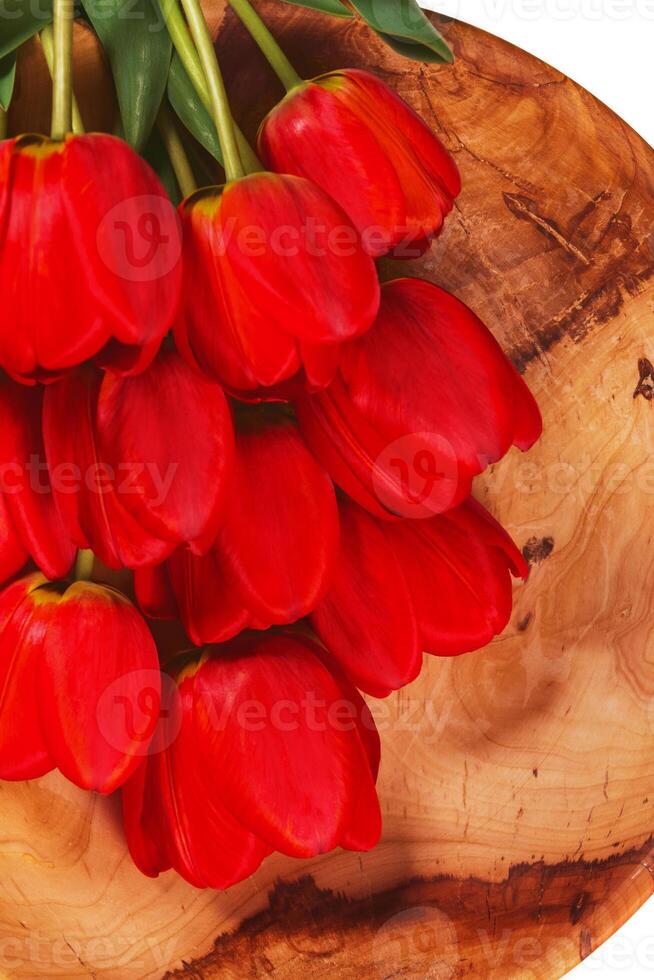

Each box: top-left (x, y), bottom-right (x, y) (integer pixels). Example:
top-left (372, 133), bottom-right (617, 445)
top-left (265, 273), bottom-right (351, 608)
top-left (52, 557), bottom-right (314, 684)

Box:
top-left (121, 727), bottom-right (174, 879)
top-left (171, 678), bottom-right (271, 888)
top-left (166, 547), bottom-right (250, 645)
top-left (96, 349), bottom-right (234, 548)
top-left (38, 582), bottom-right (161, 793)
top-left (0, 377), bottom-right (76, 580)
top-left (339, 693), bottom-right (381, 852)
top-left (176, 188), bottom-right (301, 391)
top-left (217, 416), bottom-right (339, 626)
top-left (0, 494), bottom-right (27, 586)
top-left (313, 646), bottom-right (382, 852)
top-left (219, 174), bottom-right (380, 346)
top-left (341, 770), bottom-right (382, 852)
top-left (61, 136), bottom-right (181, 355)
top-left (385, 499), bottom-right (528, 656)
top-left (296, 384), bottom-right (392, 519)
top-left (300, 340), bottom-right (342, 391)
top-left (134, 563), bottom-right (178, 621)
top-left (193, 633), bottom-right (369, 858)
top-left (311, 498), bottom-right (421, 698)
top-left (334, 70), bottom-right (461, 230)
top-left (0, 574), bottom-right (56, 781)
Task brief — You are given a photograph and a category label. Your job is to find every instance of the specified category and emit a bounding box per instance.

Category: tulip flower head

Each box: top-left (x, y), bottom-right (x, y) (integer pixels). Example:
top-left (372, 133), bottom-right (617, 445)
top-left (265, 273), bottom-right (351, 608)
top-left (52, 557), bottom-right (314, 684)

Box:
top-left (312, 496), bottom-right (529, 698)
top-left (259, 69), bottom-right (461, 259)
top-left (123, 631), bottom-right (381, 889)
top-left (0, 134), bottom-right (182, 383)
top-left (135, 406), bottom-right (339, 643)
top-left (297, 278), bottom-right (542, 520)
top-left (42, 349), bottom-right (235, 570)
top-left (174, 172), bottom-right (380, 394)
top-left (0, 571), bottom-right (161, 793)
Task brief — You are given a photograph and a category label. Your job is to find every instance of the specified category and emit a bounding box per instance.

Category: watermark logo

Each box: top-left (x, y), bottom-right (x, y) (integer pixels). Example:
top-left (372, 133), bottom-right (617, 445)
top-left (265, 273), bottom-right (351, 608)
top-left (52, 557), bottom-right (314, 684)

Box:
top-left (97, 669), bottom-right (181, 757)
top-left (97, 194), bottom-right (182, 283)
top-left (373, 433), bottom-right (460, 518)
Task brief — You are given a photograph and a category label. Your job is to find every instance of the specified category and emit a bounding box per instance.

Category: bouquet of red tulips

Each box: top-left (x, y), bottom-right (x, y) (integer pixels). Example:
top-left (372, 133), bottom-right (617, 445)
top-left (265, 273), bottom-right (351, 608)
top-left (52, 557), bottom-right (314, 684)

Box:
top-left (0, 0), bottom-right (541, 889)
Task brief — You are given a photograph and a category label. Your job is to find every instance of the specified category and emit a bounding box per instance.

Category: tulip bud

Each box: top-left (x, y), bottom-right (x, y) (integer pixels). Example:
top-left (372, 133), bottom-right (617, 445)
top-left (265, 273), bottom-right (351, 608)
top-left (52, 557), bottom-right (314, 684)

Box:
top-left (259, 69), bottom-right (461, 259)
top-left (312, 496), bottom-right (528, 698)
top-left (0, 134), bottom-right (182, 383)
top-left (0, 572), bottom-right (161, 793)
top-left (42, 349), bottom-right (234, 570)
top-left (123, 631), bottom-right (381, 888)
top-left (296, 278), bottom-right (542, 519)
top-left (174, 172), bottom-right (380, 394)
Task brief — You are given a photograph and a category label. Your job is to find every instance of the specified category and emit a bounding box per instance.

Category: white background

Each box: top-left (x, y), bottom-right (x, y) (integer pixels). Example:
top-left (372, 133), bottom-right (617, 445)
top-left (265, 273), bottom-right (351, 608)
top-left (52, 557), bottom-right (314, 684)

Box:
top-left (420, 1), bottom-right (654, 977)
top-left (423, 0), bottom-right (653, 145)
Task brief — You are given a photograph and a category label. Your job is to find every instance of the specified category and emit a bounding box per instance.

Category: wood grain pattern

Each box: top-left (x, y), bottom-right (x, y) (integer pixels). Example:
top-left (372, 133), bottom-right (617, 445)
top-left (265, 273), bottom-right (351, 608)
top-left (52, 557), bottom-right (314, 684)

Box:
top-left (1, 6), bottom-right (654, 979)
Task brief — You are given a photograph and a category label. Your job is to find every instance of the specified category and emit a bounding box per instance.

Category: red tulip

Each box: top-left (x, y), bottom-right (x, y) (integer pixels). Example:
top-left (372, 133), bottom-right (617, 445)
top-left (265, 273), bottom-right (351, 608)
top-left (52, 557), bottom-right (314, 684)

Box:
top-left (122, 631), bottom-right (381, 888)
top-left (296, 278), bottom-right (542, 520)
top-left (42, 349), bottom-right (234, 570)
top-left (0, 375), bottom-right (75, 582)
top-left (0, 572), bottom-right (161, 792)
top-left (174, 172), bottom-right (380, 394)
top-left (311, 496), bottom-right (528, 698)
top-left (0, 134), bottom-right (182, 383)
top-left (135, 410), bottom-right (339, 642)
top-left (259, 69), bottom-right (461, 259)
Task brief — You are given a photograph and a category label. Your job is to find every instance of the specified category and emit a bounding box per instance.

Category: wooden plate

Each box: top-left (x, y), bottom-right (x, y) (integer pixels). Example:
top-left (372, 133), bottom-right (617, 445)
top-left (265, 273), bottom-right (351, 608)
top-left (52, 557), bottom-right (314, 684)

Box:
top-left (2, 5), bottom-right (654, 978)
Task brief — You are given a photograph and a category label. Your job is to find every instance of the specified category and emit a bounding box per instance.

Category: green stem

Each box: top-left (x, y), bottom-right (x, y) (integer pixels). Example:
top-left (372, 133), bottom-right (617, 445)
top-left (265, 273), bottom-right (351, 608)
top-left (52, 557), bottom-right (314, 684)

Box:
top-left (228, 0), bottom-right (302, 93)
top-left (74, 549), bottom-right (95, 582)
top-left (159, 0), bottom-right (205, 94)
top-left (158, 0), bottom-right (261, 174)
top-left (177, 0), bottom-right (243, 181)
top-left (50, 0), bottom-right (74, 138)
top-left (41, 26), bottom-right (84, 134)
top-left (0, 108), bottom-right (6, 141)
top-left (157, 104), bottom-right (197, 198)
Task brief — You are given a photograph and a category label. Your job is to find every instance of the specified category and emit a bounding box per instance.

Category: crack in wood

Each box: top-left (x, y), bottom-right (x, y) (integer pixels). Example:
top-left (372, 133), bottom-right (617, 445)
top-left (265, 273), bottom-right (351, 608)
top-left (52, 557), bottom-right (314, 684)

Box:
top-left (503, 193), bottom-right (593, 266)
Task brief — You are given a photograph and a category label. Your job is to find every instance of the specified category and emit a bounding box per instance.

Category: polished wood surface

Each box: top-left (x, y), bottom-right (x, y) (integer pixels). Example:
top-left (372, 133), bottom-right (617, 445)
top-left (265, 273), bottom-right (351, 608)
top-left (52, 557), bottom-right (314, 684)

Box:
top-left (1, 5), bottom-right (654, 978)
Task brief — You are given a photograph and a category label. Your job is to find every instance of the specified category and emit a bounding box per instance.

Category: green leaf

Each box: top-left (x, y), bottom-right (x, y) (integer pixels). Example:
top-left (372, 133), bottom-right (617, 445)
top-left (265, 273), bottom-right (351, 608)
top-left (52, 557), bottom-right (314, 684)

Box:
top-left (0, 52), bottom-right (17, 111)
top-left (348, 0), bottom-right (453, 63)
top-left (280, 0), bottom-right (352, 16)
top-left (81, 0), bottom-right (171, 151)
top-left (279, 0), bottom-right (453, 64)
top-left (0, 0), bottom-right (53, 60)
top-left (167, 52), bottom-right (223, 166)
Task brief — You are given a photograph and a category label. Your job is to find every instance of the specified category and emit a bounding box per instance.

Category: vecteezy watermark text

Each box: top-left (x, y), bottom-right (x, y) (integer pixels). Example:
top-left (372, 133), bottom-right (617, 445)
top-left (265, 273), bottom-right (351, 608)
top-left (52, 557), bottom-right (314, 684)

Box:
top-left (431, 0), bottom-right (654, 21)
top-left (0, 457), bottom-right (178, 507)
